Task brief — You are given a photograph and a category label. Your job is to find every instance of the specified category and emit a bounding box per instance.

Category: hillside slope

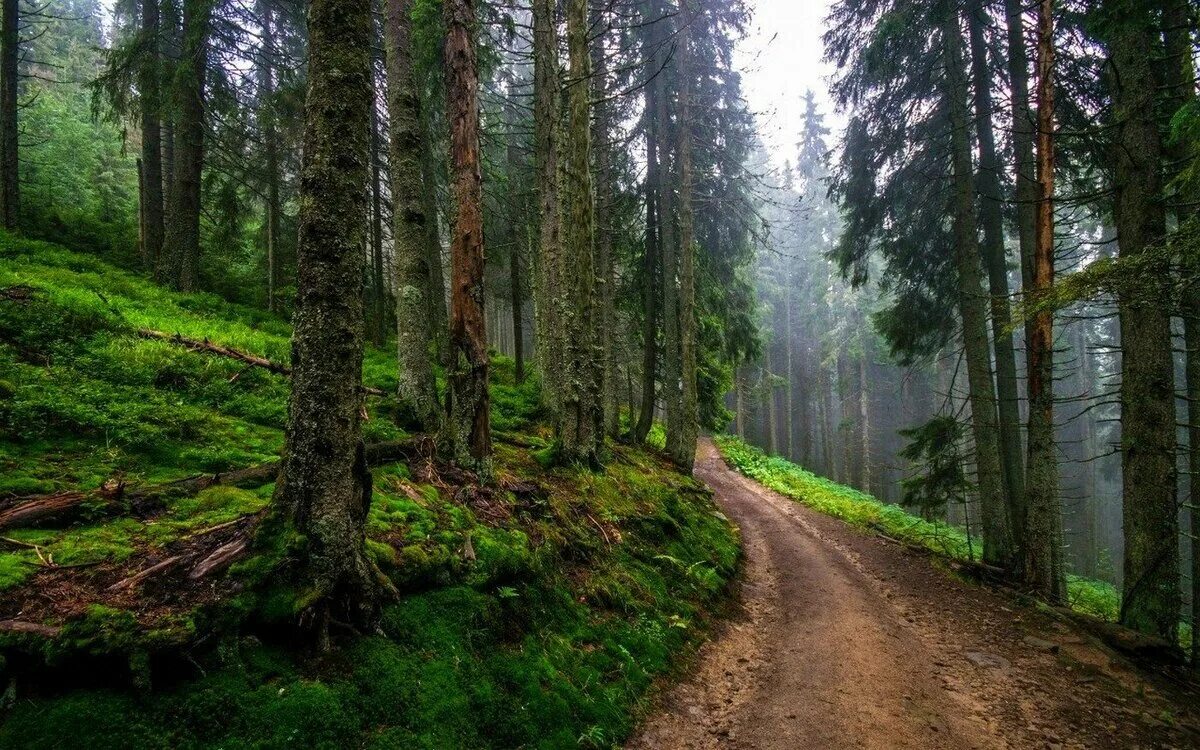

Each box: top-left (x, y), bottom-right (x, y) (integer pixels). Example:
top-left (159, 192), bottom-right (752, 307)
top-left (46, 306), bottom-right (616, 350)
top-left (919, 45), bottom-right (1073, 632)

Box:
top-left (0, 236), bottom-right (739, 749)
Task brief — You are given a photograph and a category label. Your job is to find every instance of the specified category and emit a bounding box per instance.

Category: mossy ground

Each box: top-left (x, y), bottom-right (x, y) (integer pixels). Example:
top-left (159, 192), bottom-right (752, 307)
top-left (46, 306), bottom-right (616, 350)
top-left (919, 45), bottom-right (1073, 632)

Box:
top-left (713, 434), bottom-right (1191, 648)
top-left (0, 236), bottom-right (740, 749)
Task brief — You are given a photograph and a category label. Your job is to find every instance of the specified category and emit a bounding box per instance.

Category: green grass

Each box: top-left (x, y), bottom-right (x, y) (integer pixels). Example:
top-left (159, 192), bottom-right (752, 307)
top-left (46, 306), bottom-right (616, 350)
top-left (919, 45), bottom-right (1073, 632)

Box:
top-left (712, 434), bottom-right (1176, 640)
top-left (0, 234), bottom-right (741, 749)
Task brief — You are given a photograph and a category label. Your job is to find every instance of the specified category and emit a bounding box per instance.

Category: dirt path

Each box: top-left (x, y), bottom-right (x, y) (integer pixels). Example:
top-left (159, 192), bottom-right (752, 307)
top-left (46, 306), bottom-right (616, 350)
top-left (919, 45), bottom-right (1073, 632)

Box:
top-left (627, 438), bottom-right (1199, 750)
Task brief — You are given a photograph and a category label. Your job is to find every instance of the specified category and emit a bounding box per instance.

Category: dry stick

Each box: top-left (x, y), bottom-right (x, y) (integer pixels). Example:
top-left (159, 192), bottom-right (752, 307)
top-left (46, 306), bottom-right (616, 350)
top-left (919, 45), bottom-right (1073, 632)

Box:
top-left (136, 329), bottom-right (388, 397)
top-left (107, 554), bottom-right (187, 592)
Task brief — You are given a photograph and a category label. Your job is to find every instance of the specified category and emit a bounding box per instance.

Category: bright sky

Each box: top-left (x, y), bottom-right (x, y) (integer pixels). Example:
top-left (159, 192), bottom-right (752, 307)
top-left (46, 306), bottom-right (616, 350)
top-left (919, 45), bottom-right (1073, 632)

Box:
top-left (735, 0), bottom-right (844, 168)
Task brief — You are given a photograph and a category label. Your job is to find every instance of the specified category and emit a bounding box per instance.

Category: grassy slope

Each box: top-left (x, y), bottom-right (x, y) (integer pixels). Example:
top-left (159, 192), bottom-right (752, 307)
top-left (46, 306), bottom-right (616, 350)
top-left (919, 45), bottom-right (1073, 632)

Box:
top-left (713, 435), bottom-right (1131, 626)
top-left (0, 235), bottom-right (740, 749)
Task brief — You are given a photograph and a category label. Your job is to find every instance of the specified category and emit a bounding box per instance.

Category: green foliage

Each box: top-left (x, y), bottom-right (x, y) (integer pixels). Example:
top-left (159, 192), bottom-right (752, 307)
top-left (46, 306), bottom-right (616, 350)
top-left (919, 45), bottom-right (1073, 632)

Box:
top-left (0, 237), bottom-right (741, 749)
top-left (897, 416), bottom-right (972, 519)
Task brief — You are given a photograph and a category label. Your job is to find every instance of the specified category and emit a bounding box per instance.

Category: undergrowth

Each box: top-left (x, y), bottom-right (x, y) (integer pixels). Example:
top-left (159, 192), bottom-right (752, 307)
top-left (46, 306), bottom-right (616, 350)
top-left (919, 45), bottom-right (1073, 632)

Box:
top-left (0, 236), bottom-right (741, 749)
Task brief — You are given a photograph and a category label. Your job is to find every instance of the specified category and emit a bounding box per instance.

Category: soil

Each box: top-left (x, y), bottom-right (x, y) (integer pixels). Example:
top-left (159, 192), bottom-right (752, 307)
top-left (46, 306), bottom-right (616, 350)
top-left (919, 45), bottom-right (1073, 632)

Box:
top-left (627, 438), bottom-right (1200, 750)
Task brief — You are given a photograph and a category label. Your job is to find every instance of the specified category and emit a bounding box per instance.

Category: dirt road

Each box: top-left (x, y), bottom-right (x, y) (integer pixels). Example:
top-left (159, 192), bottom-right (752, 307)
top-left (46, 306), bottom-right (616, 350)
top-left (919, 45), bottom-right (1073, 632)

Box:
top-left (628, 438), bottom-right (1198, 750)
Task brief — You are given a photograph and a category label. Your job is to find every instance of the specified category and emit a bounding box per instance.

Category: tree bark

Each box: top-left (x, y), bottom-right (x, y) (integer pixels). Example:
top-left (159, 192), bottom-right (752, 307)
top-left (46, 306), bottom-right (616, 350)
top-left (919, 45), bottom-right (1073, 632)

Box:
top-left (141, 0), bottom-right (164, 270)
top-left (1023, 0), bottom-right (1064, 602)
top-left (632, 7), bottom-right (662, 445)
top-left (1100, 0), bottom-right (1179, 643)
top-left (674, 0), bottom-right (698, 471)
top-left (657, 1), bottom-right (682, 463)
top-left (0, 0), bottom-right (17, 229)
top-left (385, 0), bottom-right (440, 432)
top-left (944, 7), bottom-right (1015, 570)
top-left (161, 0), bottom-right (210, 292)
top-left (1160, 0), bottom-right (1197, 661)
top-left (532, 0), bottom-right (563, 417)
top-left (592, 15), bottom-right (618, 439)
top-left (270, 0), bottom-right (382, 636)
top-left (369, 87), bottom-right (387, 345)
top-left (555, 0), bottom-right (601, 464)
top-left (258, 0), bottom-right (281, 313)
top-left (504, 91), bottom-right (526, 385)
top-left (444, 0), bottom-right (492, 475)
top-left (968, 0), bottom-right (1025, 538)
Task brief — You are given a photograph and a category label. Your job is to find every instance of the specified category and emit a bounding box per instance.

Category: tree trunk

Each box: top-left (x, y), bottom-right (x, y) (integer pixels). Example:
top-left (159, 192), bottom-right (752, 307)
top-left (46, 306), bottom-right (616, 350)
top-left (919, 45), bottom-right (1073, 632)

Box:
top-left (385, 0), bottom-right (440, 432)
top-left (658, 2), bottom-right (682, 462)
top-left (0, 0), bottom-right (17, 229)
top-left (259, 0), bottom-right (281, 313)
top-left (444, 0), bottom-right (491, 475)
top-left (785, 281), bottom-right (796, 461)
top-left (633, 8), bottom-right (662, 444)
top-left (271, 0), bottom-right (382, 639)
top-left (369, 89), bottom-right (387, 345)
top-left (1099, 0), bottom-right (1180, 643)
top-left (968, 0), bottom-right (1025, 539)
top-left (944, 7), bottom-right (1015, 570)
top-left (1023, 0), bottom-right (1064, 602)
top-left (1161, 0), bottom-right (1197, 661)
top-left (503, 89), bottom-right (526, 386)
top-left (161, 0), bottom-right (210, 292)
top-left (674, 0), bottom-right (698, 471)
top-left (141, 0), bottom-right (164, 270)
top-left (859, 345), bottom-right (871, 493)
top-left (532, 0), bottom-right (563, 416)
top-left (555, 0), bottom-right (601, 464)
top-left (592, 17), bottom-right (618, 439)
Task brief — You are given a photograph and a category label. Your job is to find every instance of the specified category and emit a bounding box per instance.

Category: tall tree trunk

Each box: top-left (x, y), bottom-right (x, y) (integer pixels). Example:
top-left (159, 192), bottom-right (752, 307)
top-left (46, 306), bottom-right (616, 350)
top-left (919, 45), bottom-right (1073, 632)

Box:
top-left (674, 0), bottom-right (698, 471)
top-left (1024, 0), bottom-right (1064, 602)
top-left (369, 91), bottom-right (387, 345)
top-left (503, 89), bottom-right (526, 386)
top-left (532, 0), bottom-right (562, 416)
top-left (633, 8), bottom-right (662, 444)
top-left (968, 0), bottom-right (1025, 539)
top-left (141, 0), bottom-right (164, 269)
top-left (258, 0), bottom-right (281, 312)
top-left (592, 17), bottom-right (618, 439)
top-left (556, 0), bottom-right (600, 464)
top-left (785, 282), bottom-right (796, 461)
top-left (819, 359), bottom-right (836, 476)
top-left (161, 0), bottom-right (210, 292)
top-left (944, 7), bottom-right (1015, 570)
top-left (271, 0), bottom-right (382, 642)
top-left (0, 0), bottom-right (16, 229)
top-left (1161, 0), bottom-right (1197, 661)
top-left (763, 368), bottom-right (777, 455)
top-left (1100, 0), bottom-right (1179, 643)
top-left (444, 0), bottom-right (491, 475)
top-left (735, 365), bottom-right (746, 437)
top-left (386, 0), bottom-right (440, 432)
top-left (419, 130), bottom-right (448, 364)
top-left (658, 2), bottom-right (682, 462)
top-left (859, 345), bottom-right (871, 493)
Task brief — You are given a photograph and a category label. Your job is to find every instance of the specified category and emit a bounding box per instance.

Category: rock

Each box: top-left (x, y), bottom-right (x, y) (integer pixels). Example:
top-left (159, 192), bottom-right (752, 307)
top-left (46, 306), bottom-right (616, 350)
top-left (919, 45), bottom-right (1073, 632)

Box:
top-left (965, 651), bottom-right (1011, 669)
top-left (1023, 635), bottom-right (1061, 654)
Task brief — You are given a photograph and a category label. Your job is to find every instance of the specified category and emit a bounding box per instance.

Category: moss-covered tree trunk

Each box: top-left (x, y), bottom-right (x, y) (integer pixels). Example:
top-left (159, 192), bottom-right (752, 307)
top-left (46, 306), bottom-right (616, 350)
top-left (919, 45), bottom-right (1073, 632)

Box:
top-left (674, 0), bottom-right (698, 472)
top-left (592, 14), bottom-right (618, 440)
top-left (632, 5), bottom-right (662, 445)
top-left (257, 0), bottom-right (281, 313)
top-left (272, 0), bottom-right (382, 640)
top-left (140, 0), bottom-right (164, 271)
top-left (944, 6), bottom-right (1015, 570)
top-left (0, 0), bottom-right (16, 229)
top-left (369, 90), bottom-right (387, 345)
top-left (1161, 0), bottom-right (1198, 667)
top-left (386, 0), bottom-right (440, 432)
top-left (444, 0), bottom-right (491, 475)
top-left (967, 0), bottom-right (1025, 540)
top-left (555, 0), bottom-right (601, 465)
top-left (532, 0), bottom-right (562, 418)
top-left (1023, 0), bottom-right (1064, 602)
top-left (161, 0), bottom-right (210, 291)
top-left (1099, 0), bottom-right (1180, 644)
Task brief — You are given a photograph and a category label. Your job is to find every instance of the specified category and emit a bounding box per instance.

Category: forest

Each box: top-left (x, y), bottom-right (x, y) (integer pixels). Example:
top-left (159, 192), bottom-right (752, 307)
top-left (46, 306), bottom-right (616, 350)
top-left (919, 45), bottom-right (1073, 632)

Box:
top-left (0, 0), bottom-right (1198, 746)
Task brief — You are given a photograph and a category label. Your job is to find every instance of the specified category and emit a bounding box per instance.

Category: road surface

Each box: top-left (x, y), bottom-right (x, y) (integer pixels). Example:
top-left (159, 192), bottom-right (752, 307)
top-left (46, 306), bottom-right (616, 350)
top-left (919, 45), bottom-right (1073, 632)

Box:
top-left (627, 438), bottom-right (1197, 750)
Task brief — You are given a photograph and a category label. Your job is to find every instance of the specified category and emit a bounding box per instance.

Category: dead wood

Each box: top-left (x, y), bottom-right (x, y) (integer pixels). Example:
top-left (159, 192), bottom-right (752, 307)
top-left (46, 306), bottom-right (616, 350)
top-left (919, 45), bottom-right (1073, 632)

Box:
top-left (189, 536), bottom-right (250, 579)
top-left (108, 555), bottom-right (187, 592)
top-left (136, 328), bottom-right (387, 396)
top-left (0, 620), bottom-right (61, 638)
top-left (0, 439), bottom-right (419, 532)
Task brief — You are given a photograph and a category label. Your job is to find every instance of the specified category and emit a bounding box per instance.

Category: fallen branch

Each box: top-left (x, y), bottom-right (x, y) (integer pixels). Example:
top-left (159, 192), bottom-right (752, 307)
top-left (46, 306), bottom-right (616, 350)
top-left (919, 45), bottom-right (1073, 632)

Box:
top-left (0, 620), bottom-right (61, 638)
top-left (0, 439), bottom-right (420, 532)
top-left (107, 555), bottom-right (187, 592)
top-left (136, 329), bottom-right (388, 397)
top-left (189, 536), bottom-right (251, 579)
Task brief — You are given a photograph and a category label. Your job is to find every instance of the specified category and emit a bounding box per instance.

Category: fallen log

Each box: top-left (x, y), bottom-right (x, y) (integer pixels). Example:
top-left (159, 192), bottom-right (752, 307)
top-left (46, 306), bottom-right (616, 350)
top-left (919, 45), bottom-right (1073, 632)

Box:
top-left (136, 329), bottom-right (388, 397)
top-left (0, 439), bottom-right (421, 532)
top-left (0, 620), bottom-right (61, 638)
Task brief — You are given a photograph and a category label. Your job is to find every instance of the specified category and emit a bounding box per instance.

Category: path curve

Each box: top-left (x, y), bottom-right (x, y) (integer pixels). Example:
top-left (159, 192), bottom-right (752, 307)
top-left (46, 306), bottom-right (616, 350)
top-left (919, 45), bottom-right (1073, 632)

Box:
top-left (627, 438), bottom-right (1198, 750)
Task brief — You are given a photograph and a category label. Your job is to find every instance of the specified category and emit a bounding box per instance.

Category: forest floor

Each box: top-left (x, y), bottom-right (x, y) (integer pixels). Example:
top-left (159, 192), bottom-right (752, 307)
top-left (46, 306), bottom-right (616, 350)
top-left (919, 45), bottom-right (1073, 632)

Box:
top-left (628, 438), bottom-right (1200, 750)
